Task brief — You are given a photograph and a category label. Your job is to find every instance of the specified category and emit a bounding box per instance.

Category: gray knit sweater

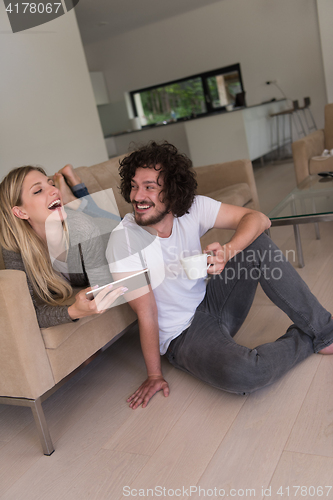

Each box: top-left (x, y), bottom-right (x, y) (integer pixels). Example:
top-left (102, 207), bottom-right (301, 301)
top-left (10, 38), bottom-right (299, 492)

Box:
top-left (2, 209), bottom-right (114, 328)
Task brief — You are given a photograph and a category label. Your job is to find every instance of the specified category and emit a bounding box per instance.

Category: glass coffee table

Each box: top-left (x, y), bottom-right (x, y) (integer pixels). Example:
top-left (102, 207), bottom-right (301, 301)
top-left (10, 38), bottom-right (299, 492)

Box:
top-left (268, 175), bottom-right (333, 267)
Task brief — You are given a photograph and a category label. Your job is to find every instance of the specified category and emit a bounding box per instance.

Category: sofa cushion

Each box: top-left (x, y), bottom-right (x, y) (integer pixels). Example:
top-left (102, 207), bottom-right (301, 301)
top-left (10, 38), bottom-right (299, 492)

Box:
top-left (42, 314), bottom-right (93, 349)
top-left (42, 301), bottom-right (137, 384)
top-left (206, 182), bottom-right (252, 207)
top-left (309, 156), bottom-right (333, 175)
top-left (41, 298), bottom-right (132, 349)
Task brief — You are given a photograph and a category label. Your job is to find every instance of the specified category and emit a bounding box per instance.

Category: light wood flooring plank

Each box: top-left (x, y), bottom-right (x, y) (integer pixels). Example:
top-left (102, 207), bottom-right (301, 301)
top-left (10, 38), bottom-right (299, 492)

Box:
top-left (235, 288), bottom-right (293, 349)
top-left (268, 451), bottom-right (333, 500)
top-left (44, 356), bottom-right (131, 442)
top-left (116, 383), bottom-right (246, 499)
top-left (285, 356), bottom-right (333, 458)
top-left (0, 405), bottom-right (34, 442)
top-left (64, 449), bottom-right (148, 500)
top-left (195, 353), bottom-right (321, 495)
top-left (270, 222), bottom-right (333, 280)
top-left (0, 404), bottom-right (8, 414)
top-left (295, 225), bottom-right (333, 286)
top-left (309, 252), bottom-right (333, 312)
top-left (103, 367), bottom-right (201, 457)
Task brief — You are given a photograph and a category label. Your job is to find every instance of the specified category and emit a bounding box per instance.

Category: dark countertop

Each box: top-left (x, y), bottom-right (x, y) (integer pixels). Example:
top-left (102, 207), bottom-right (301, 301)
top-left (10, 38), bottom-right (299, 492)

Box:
top-left (105, 99), bottom-right (286, 139)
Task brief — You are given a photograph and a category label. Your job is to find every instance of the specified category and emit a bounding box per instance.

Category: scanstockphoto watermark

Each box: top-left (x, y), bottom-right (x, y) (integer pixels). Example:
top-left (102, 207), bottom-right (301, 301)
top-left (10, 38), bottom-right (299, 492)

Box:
top-left (123, 485), bottom-right (257, 497)
top-left (3, 0), bottom-right (80, 33)
top-left (123, 485), bottom-right (333, 497)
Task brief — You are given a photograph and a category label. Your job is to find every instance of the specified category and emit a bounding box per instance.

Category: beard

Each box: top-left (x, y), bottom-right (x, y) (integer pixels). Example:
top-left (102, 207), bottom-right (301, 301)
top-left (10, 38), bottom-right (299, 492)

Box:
top-left (133, 203), bottom-right (170, 227)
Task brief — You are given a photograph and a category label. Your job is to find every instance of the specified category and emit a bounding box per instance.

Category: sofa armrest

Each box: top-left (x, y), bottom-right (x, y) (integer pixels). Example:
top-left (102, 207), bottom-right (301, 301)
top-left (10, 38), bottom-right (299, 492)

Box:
top-left (0, 270), bottom-right (55, 399)
top-left (292, 129), bottom-right (325, 186)
top-left (195, 159), bottom-right (260, 210)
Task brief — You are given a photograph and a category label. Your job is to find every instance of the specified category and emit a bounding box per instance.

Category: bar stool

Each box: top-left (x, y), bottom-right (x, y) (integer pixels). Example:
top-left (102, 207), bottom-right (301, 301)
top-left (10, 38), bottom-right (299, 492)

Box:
top-left (270, 100), bottom-right (306, 160)
top-left (297, 97), bottom-right (317, 134)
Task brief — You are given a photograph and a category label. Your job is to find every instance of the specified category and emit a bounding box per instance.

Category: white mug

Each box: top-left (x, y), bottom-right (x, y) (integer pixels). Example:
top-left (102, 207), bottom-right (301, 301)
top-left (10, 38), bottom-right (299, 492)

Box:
top-left (180, 253), bottom-right (208, 280)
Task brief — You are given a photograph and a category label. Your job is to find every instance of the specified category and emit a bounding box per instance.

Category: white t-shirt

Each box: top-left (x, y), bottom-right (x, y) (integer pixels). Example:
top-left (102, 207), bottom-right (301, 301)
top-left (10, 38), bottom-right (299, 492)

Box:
top-left (106, 195), bottom-right (221, 354)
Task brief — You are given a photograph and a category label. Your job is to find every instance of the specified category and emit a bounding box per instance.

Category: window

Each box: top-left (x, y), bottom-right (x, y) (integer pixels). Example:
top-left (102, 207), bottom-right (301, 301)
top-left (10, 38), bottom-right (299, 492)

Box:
top-left (130, 63), bottom-right (245, 127)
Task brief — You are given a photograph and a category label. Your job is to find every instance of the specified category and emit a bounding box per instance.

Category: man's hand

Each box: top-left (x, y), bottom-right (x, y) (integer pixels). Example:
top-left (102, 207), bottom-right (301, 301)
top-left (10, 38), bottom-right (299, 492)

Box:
top-left (204, 242), bottom-right (227, 275)
top-left (127, 375), bottom-right (170, 409)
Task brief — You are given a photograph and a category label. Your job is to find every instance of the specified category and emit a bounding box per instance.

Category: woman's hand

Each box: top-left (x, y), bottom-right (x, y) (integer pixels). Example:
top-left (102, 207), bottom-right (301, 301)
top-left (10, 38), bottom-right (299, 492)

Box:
top-left (127, 375), bottom-right (170, 409)
top-left (68, 284), bottom-right (127, 320)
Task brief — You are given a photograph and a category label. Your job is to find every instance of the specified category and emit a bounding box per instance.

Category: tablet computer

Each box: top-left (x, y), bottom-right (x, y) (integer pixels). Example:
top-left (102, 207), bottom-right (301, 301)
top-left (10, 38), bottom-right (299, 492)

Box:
top-left (85, 268), bottom-right (150, 296)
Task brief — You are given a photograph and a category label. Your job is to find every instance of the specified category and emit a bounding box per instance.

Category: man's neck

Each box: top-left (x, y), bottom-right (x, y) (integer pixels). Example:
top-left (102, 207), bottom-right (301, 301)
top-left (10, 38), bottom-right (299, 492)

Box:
top-left (148, 212), bottom-right (174, 238)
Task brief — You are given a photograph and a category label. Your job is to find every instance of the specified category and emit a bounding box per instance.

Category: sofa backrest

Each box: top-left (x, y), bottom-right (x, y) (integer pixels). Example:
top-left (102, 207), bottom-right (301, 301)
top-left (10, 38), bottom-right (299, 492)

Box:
top-left (195, 159), bottom-right (260, 210)
top-left (74, 155), bottom-right (133, 219)
top-left (79, 154), bottom-right (260, 216)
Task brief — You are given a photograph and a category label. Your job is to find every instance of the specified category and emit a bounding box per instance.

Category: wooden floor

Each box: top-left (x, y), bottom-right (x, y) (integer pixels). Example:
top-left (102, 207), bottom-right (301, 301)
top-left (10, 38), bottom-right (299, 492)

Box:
top-left (1, 160), bottom-right (333, 500)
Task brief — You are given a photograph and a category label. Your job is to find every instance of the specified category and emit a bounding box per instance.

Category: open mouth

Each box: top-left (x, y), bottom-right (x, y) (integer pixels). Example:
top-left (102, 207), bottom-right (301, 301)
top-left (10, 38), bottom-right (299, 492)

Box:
top-left (48, 198), bottom-right (62, 210)
top-left (134, 202), bottom-right (154, 213)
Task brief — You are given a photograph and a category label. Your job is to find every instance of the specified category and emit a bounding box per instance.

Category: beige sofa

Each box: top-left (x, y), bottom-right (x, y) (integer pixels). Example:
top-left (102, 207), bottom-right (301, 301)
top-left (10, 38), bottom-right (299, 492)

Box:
top-left (0, 155), bottom-right (259, 455)
top-left (292, 103), bottom-right (333, 186)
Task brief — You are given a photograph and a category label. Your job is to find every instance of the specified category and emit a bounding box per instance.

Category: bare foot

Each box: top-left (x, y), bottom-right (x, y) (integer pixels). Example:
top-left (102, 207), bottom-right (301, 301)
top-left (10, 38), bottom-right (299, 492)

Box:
top-left (58, 164), bottom-right (82, 188)
top-left (53, 173), bottom-right (77, 205)
top-left (318, 343), bottom-right (333, 355)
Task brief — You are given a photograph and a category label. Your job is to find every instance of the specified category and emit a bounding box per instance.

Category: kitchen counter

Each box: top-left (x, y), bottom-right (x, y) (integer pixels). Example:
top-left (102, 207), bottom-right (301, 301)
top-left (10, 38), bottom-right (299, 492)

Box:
top-left (104, 99), bottom-right (288, 167)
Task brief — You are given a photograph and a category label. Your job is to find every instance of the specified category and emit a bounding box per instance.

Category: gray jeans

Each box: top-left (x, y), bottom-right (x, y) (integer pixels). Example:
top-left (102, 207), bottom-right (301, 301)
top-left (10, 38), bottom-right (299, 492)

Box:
top-left (165, 233), bottom-right (333, 395)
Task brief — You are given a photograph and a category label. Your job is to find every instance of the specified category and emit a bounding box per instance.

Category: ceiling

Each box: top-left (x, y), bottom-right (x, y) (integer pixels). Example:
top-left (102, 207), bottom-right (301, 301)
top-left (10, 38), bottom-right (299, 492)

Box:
top-left (74, 0), bottom-right (223, 45)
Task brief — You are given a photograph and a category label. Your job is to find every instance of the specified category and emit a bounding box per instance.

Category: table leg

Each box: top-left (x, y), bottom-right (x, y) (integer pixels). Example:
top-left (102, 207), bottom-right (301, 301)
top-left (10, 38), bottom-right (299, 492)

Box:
top-left (314, 222), bottom-right (320, 240)
top-left (293, 224), bottom-right (304, 268)
top-left (311, 196), bottom-right (321, 240)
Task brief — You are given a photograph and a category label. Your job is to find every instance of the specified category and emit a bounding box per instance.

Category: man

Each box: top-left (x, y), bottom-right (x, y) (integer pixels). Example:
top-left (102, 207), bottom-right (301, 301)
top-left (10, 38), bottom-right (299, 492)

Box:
top-left (106, 141), bottom-right (333, 409)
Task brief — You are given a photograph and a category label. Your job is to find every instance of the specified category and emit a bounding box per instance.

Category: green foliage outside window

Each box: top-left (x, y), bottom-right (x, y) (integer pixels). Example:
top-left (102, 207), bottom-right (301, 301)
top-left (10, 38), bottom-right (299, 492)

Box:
top-left (139, 78), bottom-right (206, 125)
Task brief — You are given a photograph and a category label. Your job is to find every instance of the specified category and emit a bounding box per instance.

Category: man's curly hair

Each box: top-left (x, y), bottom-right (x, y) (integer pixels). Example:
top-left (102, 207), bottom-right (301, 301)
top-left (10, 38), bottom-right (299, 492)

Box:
top-left (119, 141), bottom-right (197, 218)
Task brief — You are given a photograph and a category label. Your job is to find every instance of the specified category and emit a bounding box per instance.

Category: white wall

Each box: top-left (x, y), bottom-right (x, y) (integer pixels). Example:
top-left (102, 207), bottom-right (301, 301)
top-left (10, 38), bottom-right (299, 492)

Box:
top-left (0, 5), bottom-right (108, 178)
top-left (84, 0), bottom-right (327, 139)
top-left (317, 0), bottom-right (333, 103)
top-left (113, 122), bottom-right (191, 160)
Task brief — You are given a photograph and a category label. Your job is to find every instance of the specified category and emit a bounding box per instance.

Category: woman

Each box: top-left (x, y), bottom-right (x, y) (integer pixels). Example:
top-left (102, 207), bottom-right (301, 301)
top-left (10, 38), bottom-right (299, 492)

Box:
top-left (0, 165), bottom-right (125, 328)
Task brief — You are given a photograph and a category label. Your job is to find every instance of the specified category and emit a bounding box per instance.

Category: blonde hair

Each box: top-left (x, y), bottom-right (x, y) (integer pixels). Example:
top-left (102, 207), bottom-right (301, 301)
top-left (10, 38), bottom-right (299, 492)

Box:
top-left (0, 166), bottom-right (73, 305)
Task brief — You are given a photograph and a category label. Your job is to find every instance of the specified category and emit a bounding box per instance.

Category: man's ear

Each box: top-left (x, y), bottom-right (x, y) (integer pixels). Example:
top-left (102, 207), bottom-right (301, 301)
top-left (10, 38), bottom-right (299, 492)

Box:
top-left (12, 206), bottom-right (29, 220)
